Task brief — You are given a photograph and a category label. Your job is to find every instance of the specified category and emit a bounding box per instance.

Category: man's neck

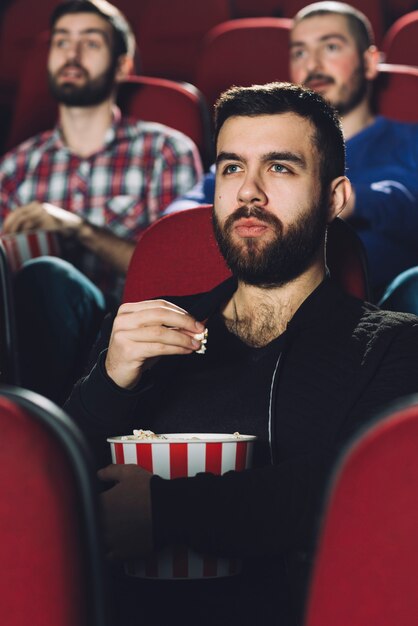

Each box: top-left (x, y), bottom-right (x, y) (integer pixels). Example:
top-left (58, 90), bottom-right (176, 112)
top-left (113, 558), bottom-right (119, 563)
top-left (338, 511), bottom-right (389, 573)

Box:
top-left (58, 99), bottom-right (115, 158)
top-left (340, 98), bottom-right (375, 141)
top-left (222, 263), bottom-right (326, 347)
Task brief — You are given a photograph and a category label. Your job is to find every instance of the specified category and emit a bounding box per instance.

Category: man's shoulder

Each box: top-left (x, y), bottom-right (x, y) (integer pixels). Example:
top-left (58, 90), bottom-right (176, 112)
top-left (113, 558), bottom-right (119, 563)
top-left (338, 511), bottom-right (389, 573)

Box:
top-left (377, 116), bottom-right (418, 131)
top-left (361, 116), bottom-right (418, 142)
top-left (358, 302), bottom-right (418, 330)
top-left (0, 129), bottom-right (56, 167)
top-left (342, 294), bottom-right (418, 349)
top-left (313, 281), bottom-right (418, 341)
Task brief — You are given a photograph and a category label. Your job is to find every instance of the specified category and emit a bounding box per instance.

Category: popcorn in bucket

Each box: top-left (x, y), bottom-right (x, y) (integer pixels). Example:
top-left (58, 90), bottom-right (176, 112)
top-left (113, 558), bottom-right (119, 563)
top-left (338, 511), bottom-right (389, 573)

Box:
top-left (108, 431), bottom-right (257, 580)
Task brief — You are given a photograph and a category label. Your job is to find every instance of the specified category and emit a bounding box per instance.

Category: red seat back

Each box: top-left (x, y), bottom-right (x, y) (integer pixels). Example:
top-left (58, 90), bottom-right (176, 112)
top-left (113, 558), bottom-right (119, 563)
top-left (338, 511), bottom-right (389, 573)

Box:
top-left (5, 33), bottom-right (56, 151)
top-left (0, 385), bottom-right (107, 626)
top-left (123, 206), bottom-right (230, 302)
top-left (382, 10), bottom-right (418, 66)
top-left (195, 17), bottom-right (292, 109)
top-left (123, 206), bottom-right (370, 303)
top-left (0, 0), bottom-right (58, 107)
top-left (117, 76), bottom-right (212, 167)
top-left (137, 0), bottom-right (231, 83)
top-left (231, 0), bottom-right (285, 18)
top-left (326, 216), bottom-right (370, 301)
top-left (305, 394), bottom-right (418, 626)
top-left (0, 242), bottom-right (20, 384)
top-left (373, 63), bottom-right (418, 122)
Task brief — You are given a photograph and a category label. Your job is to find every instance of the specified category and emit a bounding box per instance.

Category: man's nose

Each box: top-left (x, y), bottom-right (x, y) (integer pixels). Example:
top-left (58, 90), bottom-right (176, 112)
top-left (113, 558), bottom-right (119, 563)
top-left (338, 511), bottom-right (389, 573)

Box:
top-left (237, 173), bottom-right (268, 206)
top-left (304, 49), bottom-right (323, 74)
top-left (64, 40), bottom-right (82, 61)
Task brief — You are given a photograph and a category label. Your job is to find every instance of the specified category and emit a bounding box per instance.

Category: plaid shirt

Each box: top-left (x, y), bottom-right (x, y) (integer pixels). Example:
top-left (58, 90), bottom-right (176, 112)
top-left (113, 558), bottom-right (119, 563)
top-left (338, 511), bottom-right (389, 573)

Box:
top-left (0, 109), bottom-right (202, 298)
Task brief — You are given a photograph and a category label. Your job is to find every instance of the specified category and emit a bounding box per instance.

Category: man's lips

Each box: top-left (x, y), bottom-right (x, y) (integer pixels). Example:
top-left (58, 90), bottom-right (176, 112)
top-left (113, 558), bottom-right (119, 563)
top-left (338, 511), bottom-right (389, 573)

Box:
top-left (58, 66), bottom-right (86, 81)
top-left (304, 77), bottom-right (334, 92)
top-left (233, 218), bottom-right (270, 237)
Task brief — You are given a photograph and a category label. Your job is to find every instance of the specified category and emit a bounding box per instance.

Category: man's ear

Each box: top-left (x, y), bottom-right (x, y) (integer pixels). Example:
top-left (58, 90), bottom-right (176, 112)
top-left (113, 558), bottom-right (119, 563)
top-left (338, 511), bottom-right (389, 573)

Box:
top-left (363, 45), bottom-right (380, 81)
top-left (115, 55), bottom-right (134, 82)
top-left (327, 176), bottom-right (352, 223)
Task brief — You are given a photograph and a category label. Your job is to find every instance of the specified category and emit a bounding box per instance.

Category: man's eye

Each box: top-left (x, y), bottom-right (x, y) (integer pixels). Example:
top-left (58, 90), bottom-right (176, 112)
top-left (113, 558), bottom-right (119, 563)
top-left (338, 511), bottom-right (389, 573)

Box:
top-left (271, 164), bottom-right (288, 173)
top-left (290, 48), bottom-right (305, 61)
top-left (84, 39), bottom-right (101, 49)
top-left (53, 38), bottom-right (68, 48)
top-left (224, 164), bottom-right (241, 174)
top-left (326, 42), bottom-right (340, 52)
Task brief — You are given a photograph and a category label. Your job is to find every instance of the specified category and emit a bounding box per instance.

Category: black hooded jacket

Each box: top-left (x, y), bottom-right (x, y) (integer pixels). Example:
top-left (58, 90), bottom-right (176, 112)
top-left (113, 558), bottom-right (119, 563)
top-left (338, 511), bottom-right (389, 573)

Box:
top-left (65, 277), bottom-right (418, 624)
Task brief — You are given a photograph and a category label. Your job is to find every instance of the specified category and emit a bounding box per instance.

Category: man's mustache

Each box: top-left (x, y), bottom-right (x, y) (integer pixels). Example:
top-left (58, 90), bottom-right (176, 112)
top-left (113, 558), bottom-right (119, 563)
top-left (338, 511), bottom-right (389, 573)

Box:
top-left (303, 72), bottom-right (335, 87)
top-left (57, 61), bottom-right (88, 78)
top-left (225, 205), bottom-right (282, 229)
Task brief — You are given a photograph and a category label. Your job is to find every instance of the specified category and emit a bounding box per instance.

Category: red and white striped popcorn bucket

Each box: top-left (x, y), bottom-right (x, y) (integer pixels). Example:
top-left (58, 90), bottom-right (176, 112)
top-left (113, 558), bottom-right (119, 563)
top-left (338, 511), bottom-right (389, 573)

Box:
top-left (0, 230), bottom-right (62, 273)
top-left (108, 433), bottom-right (257, 580)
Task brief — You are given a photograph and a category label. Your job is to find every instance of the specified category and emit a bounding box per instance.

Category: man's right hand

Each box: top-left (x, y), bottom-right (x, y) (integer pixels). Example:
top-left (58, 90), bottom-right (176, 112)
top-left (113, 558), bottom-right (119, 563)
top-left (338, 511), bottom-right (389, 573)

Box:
top-left (3, 201), bottom-right (83, 236)
top-left (105, 300), bottom-right (206, 389)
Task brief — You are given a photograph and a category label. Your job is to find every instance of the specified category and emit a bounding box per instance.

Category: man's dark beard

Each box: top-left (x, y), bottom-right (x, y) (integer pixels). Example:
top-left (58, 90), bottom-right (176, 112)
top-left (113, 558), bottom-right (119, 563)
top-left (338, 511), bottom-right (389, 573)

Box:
top-left (48, 60), bottom-right (117, 106)
top-left (303, 59), bottom-right (368, 117)
top-left (334, 63), bottom-right (368, 116)
top-left (212, 196), bottom-right (328, 288)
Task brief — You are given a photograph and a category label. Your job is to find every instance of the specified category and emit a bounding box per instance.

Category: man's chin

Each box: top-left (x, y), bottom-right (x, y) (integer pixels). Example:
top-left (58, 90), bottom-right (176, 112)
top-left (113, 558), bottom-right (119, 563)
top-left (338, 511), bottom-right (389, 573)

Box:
top-left (230, 240), bottom-right (271, 262)
top-left (58, 79), bottom-right (87, 89)
top-left (315, 86), bottom-right (338, 106)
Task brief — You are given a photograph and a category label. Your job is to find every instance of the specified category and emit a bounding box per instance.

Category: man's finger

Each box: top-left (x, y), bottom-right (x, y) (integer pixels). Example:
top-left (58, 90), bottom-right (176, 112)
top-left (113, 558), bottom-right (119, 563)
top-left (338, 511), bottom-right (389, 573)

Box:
top-left (3, 204), bottom-right (43, 233)
top-left (97, 463), bottom-right (149, 482)
top-left (97, 463), bottom-right (126, 482)
top-left (118, 299), bottom-right (190, 315)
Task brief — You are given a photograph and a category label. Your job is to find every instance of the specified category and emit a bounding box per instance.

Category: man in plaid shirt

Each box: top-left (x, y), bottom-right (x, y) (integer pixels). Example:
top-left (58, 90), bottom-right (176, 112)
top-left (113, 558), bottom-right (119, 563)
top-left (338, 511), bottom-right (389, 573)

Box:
top-left (0, 0), bottom-right (202, 402)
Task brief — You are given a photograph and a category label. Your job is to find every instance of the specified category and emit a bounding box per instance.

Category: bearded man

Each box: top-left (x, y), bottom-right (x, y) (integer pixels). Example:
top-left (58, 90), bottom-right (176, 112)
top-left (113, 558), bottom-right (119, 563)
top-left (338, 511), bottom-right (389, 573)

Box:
top-left (166, 2), bottom-right (418, 309)
top-left (66, 82), bottom-right (418, 626)
top-left (289, 1), bottom-right (418, 306)
top-left (0, 0), bottom-right (202, 402)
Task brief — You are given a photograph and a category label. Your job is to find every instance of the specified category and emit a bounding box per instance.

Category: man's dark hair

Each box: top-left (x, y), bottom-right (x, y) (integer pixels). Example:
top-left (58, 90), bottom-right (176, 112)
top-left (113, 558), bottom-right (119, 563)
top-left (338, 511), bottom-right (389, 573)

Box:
top-left (294, 1), bottom-right (374, 53)
top-left (214, 82), bottom-right (346, 187)
top-left (50, 0), bottom-right (136, 61)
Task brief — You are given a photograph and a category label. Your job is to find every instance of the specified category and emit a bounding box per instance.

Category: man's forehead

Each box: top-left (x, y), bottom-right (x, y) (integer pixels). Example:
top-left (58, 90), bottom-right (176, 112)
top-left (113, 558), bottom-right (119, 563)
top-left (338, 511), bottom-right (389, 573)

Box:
top-left (52, 12), bottom-right (112, 37)
top-left (217, 113), bottom-right (315, 146)
top-left (291, 13), bottom-right (352, 43)
top-left (216, 113), bottom-right (318, 169)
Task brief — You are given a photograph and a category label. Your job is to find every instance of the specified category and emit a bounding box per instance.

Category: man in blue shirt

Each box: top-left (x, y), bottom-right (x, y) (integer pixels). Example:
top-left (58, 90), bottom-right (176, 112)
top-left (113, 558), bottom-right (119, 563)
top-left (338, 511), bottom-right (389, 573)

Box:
top-left (167, 2), bottom-right (418, 307)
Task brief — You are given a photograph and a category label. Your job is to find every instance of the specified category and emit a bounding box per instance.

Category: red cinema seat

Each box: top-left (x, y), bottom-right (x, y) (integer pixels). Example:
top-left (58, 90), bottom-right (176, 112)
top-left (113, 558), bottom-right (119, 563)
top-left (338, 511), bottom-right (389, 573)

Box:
top-left (231, 0), bottom-right (284, 17)
top-left (0, 0), bottom-right (58, 109)
top-left (305, 393), bottom-right (418, 626)
top-left (123, 205), bottom-right (230, 302)
top-left (137, 0), bottom-right (231, 83)
top-left (117, 76), bottom-right (213, 167)
top-left (195, 17), bottom-right (292, 110)
top-left (374, 63), bottom-right (418, 122)
top-left (123, 206), bottom-right (370, 303)
top-left (386, 0), bottom-right (418, 22)
top-left (5, 32), bottom-right (55, 151)
top-left (326, 215), bottom-right (371, 301)
top-left (0, 385), bottom-right (108, 626)
top-left (0, 242), bottom-right (19, 385)
top-left (382, 10), bottom-right (418, 66)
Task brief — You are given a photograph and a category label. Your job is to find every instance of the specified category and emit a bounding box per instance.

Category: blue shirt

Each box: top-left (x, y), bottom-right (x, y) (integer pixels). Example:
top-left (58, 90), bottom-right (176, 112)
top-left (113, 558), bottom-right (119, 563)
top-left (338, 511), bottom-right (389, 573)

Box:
top-left (346, 116), bottom-right (418, 295)
top-left (165, 116), bottom-right (418, 298)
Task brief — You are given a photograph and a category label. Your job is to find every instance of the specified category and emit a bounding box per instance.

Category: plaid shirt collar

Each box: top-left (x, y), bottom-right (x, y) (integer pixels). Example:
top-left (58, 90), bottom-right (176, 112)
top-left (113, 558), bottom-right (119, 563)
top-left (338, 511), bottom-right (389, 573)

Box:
top-left (46, 106), bottom-right (130, 156)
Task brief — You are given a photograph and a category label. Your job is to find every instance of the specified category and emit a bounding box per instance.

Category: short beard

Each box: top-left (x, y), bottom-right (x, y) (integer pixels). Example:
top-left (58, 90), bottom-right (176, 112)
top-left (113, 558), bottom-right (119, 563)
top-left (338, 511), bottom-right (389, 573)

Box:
top-left (48, 61), bottom-right (117, 107)
top-left (333, 62), bottom-right (368, 117)
top-left (212, 196), bottom-right (328, 288)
